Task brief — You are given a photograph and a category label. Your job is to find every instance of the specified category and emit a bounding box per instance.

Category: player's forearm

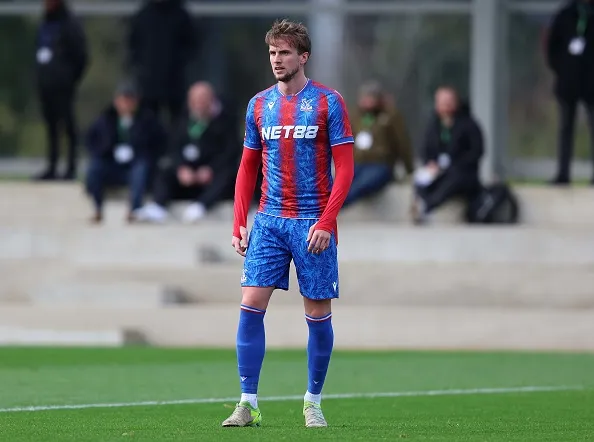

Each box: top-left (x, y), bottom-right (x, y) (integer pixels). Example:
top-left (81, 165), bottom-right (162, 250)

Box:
top-left (233, 147), bottom-right (262, 238)
top-left (316, 144), bottom-right (355, 233)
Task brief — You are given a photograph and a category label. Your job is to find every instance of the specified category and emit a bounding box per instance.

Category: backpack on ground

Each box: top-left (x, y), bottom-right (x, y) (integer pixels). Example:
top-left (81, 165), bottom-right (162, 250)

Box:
top-left (465, 183), bottom-right (520, 224)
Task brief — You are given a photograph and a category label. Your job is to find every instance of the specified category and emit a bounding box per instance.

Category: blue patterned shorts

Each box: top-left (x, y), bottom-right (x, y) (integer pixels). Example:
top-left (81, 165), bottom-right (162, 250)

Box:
top-left (241, 212), bottom-right (339, 300)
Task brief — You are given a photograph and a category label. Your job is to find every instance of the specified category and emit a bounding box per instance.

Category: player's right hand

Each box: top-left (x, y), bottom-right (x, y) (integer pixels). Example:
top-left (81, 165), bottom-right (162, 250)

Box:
top-left (231, 226), bottom-right (249, 257)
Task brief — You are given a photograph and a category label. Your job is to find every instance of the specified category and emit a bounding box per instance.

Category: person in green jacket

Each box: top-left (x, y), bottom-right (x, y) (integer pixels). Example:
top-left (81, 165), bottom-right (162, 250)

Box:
top-left (343, 81), bottom-right (413, 207)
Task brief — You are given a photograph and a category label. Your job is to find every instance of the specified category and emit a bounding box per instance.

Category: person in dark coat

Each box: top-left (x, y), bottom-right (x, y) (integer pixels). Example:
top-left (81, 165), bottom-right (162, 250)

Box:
top-left (84, 82), bottom-right (167, 223)
top-left (547, 0), bottom-right (594, 184)
top-left (127, 0), bottom-right (197, 128)
top-left (34, 0), bottom-right (88, 180)
top-left (412, 86), bottom-right (483, 223)
top-left (136, 82), bottom-right (241, 223)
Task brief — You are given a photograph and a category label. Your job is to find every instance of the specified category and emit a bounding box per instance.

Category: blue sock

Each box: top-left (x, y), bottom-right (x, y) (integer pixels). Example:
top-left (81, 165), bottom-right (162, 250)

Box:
top-left (306, 313), bottom-right (334, 395)
top-left (236, 304), bottom-right (266, 394)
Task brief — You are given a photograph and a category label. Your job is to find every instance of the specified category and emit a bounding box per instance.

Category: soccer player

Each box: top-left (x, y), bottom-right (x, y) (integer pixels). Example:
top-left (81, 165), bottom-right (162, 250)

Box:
top-left (221, 19), bottom-right (354, 428)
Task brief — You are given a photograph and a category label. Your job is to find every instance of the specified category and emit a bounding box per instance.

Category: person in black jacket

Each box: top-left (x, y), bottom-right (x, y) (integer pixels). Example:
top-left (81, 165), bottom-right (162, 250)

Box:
top-left (34, 0), bottom-right (88, 180)
top-left (137, 82), bottom-right (241, 223)
top-left (127, 0), bottom-right (197, 128)
top-left (412, 86), bottom-right (483, 224)
top-left (84, 82), bottom-right (167, 223)
top-left (547, 0), bottom-right (594, 184)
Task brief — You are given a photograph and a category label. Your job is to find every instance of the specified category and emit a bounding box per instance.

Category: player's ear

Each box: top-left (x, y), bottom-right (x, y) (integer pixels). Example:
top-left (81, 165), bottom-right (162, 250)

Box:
top-left (300, 52), bottom-right (309, 66)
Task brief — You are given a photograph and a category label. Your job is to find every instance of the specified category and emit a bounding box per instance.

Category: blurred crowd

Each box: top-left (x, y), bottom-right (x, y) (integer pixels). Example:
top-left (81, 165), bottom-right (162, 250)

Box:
top-left (31, 0), bottom-right (594, 225)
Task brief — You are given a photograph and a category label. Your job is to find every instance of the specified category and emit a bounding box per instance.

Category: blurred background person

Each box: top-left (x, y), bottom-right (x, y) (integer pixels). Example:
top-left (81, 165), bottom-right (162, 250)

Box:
top-left (137, 81), bottom-right (241, 224)
top-left (127, 0), bottom-right (198, 128)
top-left (412, 86), bottom-right (483, 224)
top-left (84, 82), bottom-right (166, 223)
top-left (34, 0), bottom-right (88, 181)
top-left (343, 81), bottom-right (414, 207)
top-left (546, 0), bottom-right (594, 185)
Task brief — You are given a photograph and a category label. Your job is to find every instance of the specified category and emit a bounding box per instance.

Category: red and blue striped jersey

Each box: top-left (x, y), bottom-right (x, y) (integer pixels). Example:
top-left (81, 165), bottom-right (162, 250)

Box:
top-left (244, 79), bottom-right (354, 219)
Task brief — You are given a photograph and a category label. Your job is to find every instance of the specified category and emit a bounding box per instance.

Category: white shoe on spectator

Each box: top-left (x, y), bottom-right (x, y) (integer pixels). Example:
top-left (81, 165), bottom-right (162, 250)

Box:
top-left (136, 202), bottom-right (169, 223)
top-left (182, 203), bottom-right (206, 224)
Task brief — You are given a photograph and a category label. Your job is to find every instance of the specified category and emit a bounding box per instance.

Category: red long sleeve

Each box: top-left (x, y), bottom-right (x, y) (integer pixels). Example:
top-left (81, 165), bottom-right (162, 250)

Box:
top-left (233, 147), bottom-right (262, 238)
top-left (316, 143), bottom-right (355, 240)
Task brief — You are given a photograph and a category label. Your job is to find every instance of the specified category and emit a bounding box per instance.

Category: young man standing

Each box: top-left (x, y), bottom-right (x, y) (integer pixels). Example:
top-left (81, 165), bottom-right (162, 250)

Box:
top-left (222, 19), bottom-right (354, 428)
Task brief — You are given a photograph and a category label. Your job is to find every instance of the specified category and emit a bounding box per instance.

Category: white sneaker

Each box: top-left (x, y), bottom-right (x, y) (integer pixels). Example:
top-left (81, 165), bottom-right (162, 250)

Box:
top-left (303, 401), bottom-right (328, 427)
top-left (135, 202), bottom-right (169, 223)
top-left (221, 401), bottom-right (262, 427)
top-left (182, 203), bottom-right (206, 224)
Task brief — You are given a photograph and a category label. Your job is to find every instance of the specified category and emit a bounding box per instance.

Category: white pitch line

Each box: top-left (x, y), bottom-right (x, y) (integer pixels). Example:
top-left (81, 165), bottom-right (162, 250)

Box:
top-left (0, 385), bottom-right (583, 414)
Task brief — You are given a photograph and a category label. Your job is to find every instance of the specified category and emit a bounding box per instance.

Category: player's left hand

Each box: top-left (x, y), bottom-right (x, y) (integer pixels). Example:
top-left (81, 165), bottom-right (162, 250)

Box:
top-left (307, 223), bottom-right (331, 254)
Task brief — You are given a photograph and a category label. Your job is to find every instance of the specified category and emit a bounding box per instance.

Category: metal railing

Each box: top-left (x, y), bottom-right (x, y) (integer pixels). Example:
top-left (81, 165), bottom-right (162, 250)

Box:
top-left (0, 0), bottom-right (563, 17)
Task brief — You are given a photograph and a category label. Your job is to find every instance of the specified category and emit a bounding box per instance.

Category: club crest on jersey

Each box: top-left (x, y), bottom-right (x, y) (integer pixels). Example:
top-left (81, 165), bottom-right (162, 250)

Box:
top-left (261, 125), bottom-right (319, 140)
top-left (300, 98), bottom-right (313, 112)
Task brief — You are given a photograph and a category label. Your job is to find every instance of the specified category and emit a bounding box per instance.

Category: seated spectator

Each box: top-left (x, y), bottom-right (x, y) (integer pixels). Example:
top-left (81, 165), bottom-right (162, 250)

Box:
top-left (137, 81), bottom-right (241, 223)
top-left (412, 86), bottom-right (483, 224)
top-left (343, 81), bottom-right (413, 207)
top-left (84, 81), bottom-right (166, 223)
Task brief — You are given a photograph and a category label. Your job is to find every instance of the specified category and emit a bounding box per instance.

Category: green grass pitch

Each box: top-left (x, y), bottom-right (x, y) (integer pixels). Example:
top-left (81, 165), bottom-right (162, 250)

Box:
top-left (0, 347), bottom-right (593, 441)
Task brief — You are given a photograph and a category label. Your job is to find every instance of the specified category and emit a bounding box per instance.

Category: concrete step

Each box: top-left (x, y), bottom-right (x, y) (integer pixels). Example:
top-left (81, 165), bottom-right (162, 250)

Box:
top-left (1, 182), bottom-right (594, 227)
top-left (3, 260), bottom-right (594, 309)
top-left (0, 326), bottom-right (130, 346)
top-left (0, 182), bottom-right (235, 227)
top-left (0, 305), bottom-right (592, 350)
top-left (2, 224), bottom-right (594, 265)
top-left (69, 262), bottom-right (594, 309)
top-left (339, 184), bottom-right (594, 226)
top-left (29, 281), bottom-right (186, 308)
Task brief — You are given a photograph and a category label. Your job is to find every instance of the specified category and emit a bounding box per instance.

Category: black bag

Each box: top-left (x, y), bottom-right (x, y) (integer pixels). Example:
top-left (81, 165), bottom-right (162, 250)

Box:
top-left (465, 183), bottom-right (520, 224)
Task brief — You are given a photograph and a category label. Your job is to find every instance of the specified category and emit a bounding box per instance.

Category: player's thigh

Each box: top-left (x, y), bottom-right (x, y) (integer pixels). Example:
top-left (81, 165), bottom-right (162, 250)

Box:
top-left (291, 220), bottom-right (339, 301)
top-left (242, 213), bottom-right (292, 293)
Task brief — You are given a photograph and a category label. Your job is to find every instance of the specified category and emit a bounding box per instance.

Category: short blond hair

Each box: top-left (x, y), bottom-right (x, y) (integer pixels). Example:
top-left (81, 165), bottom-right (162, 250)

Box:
top-left (265, 19), bottom-right (311, 55)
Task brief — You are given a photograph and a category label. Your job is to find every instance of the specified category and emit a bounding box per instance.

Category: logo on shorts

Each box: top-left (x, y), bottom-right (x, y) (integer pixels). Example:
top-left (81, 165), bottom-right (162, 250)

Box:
top-left (240, 376), bottom-right (247, 381)
top-left (332, 282), bottom-right (337, 292)
top-left (241, 269), bottom-right (247, 284)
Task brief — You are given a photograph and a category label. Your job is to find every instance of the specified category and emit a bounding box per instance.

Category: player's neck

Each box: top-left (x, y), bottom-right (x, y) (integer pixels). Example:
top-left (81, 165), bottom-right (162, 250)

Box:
top-left (277, 73), bottom-right (309, 96)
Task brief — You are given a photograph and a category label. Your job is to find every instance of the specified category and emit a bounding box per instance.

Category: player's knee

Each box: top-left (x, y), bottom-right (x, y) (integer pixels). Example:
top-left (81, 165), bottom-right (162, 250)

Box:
top-left (303, 298), bottom-right (332, 319)
top-left (241, 286), bottom-right (274, 311)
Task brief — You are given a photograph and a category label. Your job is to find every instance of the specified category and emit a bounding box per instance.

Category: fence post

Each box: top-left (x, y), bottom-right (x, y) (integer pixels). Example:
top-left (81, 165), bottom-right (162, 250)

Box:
top-left (470, 0), bottom-right (508, 183)
top-left (309, 0), bottom-right (345, 91)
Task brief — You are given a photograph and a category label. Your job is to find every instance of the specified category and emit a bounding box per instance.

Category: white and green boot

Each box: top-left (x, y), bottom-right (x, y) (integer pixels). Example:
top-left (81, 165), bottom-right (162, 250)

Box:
top-left (221, 401), bottom-right (262, 427)
top-left (303, 401), bottom-right (327, 427)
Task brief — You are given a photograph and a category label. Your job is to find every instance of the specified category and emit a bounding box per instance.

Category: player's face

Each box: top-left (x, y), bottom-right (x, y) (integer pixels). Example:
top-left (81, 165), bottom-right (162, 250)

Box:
top-left (269, 40), bottom-right (308, 83)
